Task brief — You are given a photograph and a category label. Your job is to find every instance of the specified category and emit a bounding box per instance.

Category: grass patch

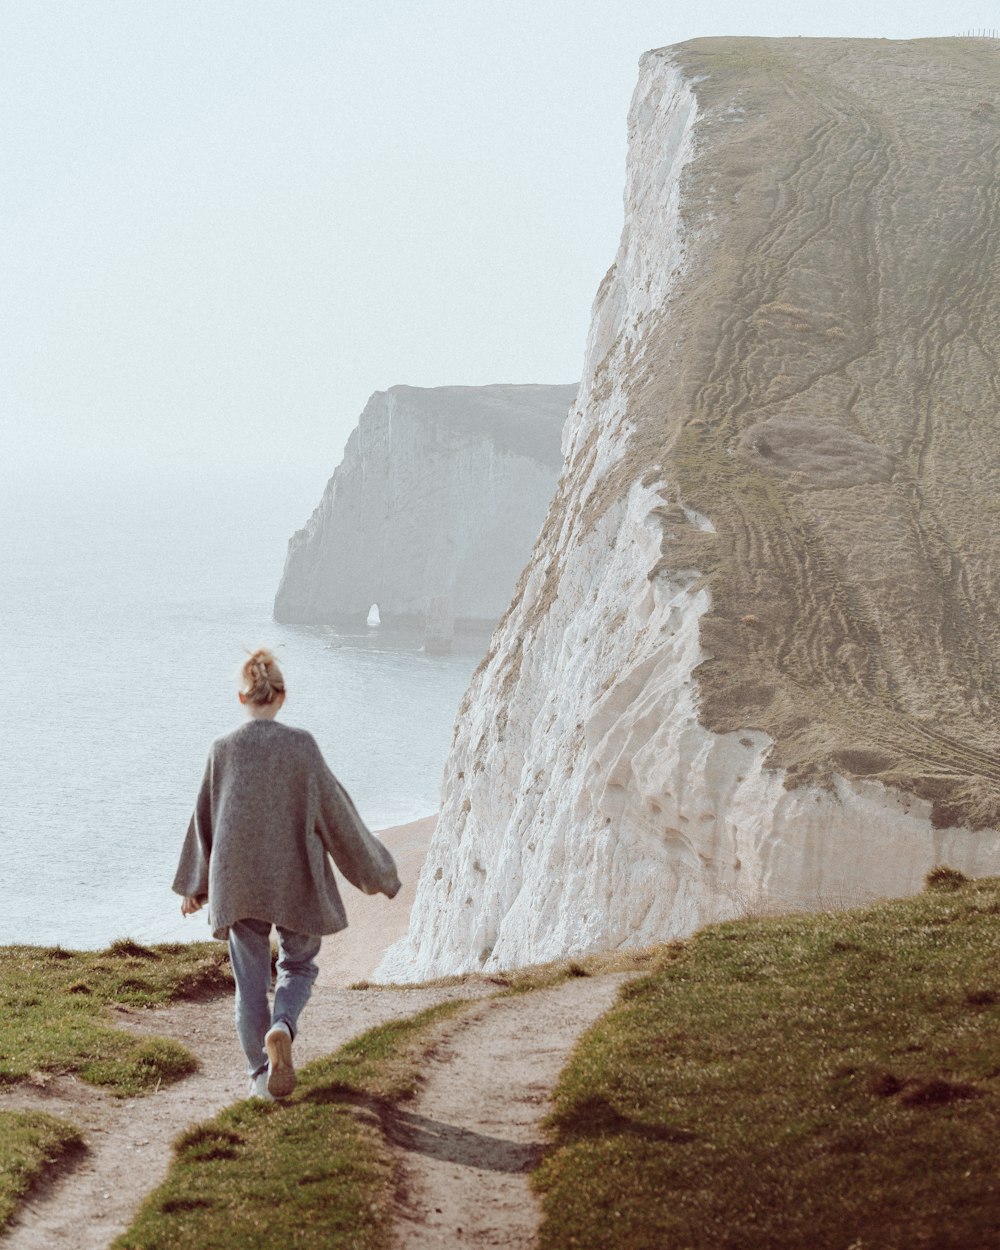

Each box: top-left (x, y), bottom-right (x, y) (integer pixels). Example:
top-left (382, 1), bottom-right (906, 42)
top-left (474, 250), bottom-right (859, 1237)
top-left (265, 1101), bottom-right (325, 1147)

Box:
top-left (0, 1110), bottom-right (85, 1229)
top-left (535, 873), bottom-right (1000, 1249)
top-left (114, 999), bottom-right (469, 1250)
top-left (358, 945), bottom-right (661, 995)
top-left (0, 940), bottom-right (232, 1097)
top-left (491, 947), bottom-right (661, 996)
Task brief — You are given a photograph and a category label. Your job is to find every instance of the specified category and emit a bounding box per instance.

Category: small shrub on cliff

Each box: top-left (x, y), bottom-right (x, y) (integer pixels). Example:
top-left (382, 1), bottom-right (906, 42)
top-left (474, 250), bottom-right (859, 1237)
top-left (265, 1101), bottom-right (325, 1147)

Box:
top-left (924, 864), bottom-right (969, 891)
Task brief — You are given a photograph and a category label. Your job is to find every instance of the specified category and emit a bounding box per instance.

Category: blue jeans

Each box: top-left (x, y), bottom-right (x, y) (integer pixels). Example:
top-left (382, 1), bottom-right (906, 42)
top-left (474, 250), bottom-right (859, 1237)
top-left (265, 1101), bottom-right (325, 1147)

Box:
top-left (227, 919), bottom-right (322, 1077)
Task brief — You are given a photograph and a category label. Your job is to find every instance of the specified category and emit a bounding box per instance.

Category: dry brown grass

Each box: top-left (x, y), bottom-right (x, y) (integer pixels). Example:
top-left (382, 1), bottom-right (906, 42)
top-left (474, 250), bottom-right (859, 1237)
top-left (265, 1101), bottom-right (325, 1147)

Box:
top-left (622, 36), bottom-right (1000, 828)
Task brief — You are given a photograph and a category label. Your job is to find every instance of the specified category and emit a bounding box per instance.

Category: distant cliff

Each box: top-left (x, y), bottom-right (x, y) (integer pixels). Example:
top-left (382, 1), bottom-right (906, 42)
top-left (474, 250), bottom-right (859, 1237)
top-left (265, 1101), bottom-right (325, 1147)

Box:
top-left (274, 383), bottom-right (576, 629)
top-left (379, 37), bottom-right (1000, 981)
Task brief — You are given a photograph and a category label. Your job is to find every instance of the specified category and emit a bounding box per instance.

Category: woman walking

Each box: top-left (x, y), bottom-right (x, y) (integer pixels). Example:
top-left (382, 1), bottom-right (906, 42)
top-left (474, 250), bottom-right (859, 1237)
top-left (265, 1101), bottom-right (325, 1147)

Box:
top-left (172, 648), bottom-right (401, 1099)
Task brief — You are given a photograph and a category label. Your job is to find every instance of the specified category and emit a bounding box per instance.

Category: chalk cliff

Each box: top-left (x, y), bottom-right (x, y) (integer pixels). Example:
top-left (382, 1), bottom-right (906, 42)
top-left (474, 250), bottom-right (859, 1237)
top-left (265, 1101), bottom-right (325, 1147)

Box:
top-left (274, 384), bottom-right (576, 629)
top-left (378, 37), bottom-right (1000, 980)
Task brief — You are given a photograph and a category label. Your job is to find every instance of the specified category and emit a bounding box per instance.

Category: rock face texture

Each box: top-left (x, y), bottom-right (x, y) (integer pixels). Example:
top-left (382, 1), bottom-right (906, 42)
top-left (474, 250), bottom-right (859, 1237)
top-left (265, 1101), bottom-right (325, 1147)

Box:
top-left (378, 37), bottom-right (1000, 980)
top-left (274, 384), bottom-right (576, 629)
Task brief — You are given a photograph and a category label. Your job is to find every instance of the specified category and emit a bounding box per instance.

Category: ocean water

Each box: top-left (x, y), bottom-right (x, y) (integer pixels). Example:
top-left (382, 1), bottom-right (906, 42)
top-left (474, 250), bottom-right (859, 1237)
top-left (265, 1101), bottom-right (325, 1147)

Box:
top-left (0, 472), bottom-right (487, 949)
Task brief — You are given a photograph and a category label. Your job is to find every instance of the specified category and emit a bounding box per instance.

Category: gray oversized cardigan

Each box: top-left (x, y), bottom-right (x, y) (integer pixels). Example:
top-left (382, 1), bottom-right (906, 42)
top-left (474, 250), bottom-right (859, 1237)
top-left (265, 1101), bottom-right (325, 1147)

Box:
top-left (172, 718), bottom-right (401, 939)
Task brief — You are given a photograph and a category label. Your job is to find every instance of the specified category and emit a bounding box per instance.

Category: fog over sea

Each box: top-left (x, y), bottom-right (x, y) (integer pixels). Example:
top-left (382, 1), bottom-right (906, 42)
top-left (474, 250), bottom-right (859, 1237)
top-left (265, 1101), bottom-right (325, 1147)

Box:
top-left (0, 470), bottom-right (485, 950)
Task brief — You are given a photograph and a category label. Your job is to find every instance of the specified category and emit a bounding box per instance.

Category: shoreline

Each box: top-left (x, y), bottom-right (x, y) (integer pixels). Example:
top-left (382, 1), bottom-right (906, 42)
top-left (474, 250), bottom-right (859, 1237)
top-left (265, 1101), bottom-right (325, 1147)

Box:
top-left (0, 813), bottom-right (437, 966)
top-left (317, 811), bottom-right (437, 986)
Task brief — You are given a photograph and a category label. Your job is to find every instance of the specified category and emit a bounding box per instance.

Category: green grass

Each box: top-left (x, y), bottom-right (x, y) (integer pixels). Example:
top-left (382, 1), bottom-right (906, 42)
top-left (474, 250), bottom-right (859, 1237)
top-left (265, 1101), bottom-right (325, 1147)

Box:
top-left (114, 1000), bottom-right (469, 1250)
top-left (0, 939), bottom-right (232, 1096)
top-left (351, 946), bottom-right (660, 995)
top-left (534, 872), bottom-right (1000, 1249)
top-left (0, 1110), bottom-right (85, 1229)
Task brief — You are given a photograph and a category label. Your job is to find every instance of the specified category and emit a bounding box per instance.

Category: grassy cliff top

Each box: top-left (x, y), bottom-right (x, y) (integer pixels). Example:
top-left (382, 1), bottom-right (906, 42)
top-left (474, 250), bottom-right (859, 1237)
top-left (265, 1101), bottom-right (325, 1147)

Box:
top-left (537, 868), bottom-right (1000, 1248)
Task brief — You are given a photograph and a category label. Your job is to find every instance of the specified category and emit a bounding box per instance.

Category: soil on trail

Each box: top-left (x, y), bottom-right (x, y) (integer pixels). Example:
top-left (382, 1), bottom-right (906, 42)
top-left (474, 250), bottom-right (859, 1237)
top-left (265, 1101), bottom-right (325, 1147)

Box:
top-left (0, 972), bottom-right (628, 1250)
top-left (0, 982), bottom-right (480, 1250)
top-left (0, 815), bottom-right (443, 1250)
top-left (390, 975), bottom-right (629, 1249)
top-left (0, 812), bottom-right (626, 1250)
top-left (628, 37), bottom-right (1000, 829)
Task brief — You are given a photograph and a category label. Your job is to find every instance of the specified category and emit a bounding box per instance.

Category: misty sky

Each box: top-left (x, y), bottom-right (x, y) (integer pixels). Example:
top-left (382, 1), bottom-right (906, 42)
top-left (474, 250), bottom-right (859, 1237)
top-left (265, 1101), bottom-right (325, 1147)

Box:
top-left (2, 0), bottom-right (994, 510)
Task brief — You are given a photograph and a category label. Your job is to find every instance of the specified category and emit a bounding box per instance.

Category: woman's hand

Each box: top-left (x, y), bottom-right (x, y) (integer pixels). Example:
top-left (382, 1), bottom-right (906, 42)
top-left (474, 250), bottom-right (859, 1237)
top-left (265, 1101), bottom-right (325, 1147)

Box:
top-left (181, 895), bottom-right (205, 917)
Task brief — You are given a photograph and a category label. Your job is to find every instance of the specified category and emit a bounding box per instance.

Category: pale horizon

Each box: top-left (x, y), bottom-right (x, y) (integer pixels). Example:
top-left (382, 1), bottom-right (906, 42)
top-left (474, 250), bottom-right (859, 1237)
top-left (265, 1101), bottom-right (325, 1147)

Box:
top-left (3, 0), bottom-right (994, 522)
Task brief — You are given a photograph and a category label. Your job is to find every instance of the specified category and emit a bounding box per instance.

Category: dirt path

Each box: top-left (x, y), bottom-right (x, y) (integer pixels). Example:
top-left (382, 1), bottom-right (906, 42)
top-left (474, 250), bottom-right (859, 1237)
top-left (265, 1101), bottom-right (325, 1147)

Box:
top-left (0, 815), bottom-right (440, 1249)
top-left (1, 973), bottom-right (629, 1250)
top-left (0, 981), bottom-right (480, 1250)
top-left (2, 798), bottom-right (628, 1250)
top-left (390, 974), bottom-right (629, 1249)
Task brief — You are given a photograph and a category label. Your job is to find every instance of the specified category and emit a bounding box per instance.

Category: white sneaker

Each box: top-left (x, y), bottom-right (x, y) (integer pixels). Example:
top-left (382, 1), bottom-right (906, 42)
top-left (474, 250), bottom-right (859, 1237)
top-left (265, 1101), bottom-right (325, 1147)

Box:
top-left (265, 1021), bottom-right (296, 1098)
top-left (248, 1071), bottom-right (273, 1100)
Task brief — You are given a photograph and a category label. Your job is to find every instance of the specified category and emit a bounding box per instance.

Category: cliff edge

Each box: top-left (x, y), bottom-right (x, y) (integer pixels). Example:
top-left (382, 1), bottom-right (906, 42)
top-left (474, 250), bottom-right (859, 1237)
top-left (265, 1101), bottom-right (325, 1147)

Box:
top-left (274, 383), bottom-right (575, 630)
top-left (379, 37), bottom-right (1000, 979)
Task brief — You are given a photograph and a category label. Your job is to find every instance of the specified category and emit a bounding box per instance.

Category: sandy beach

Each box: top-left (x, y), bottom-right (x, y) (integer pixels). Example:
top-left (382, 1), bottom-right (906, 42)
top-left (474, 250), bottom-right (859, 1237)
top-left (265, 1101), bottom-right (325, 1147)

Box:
top-left (316, 813), bottom-right (436, 986)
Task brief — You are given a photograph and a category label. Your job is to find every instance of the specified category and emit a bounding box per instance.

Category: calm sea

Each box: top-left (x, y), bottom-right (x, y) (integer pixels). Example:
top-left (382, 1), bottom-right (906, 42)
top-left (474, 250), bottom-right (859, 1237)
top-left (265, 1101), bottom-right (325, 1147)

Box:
top-left (0, 471), bottom-right (486, 949)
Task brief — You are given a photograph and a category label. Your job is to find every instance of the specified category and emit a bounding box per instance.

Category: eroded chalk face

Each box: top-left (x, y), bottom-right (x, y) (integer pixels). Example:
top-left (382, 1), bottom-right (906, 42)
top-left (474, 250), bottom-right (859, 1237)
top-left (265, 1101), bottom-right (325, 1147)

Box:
top-left (377, 37), bottom-right (1000, 982)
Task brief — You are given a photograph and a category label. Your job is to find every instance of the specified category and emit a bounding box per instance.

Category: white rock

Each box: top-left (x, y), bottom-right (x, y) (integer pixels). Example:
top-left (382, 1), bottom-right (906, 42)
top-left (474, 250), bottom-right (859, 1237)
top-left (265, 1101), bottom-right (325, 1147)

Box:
top-left (376, 49), bottom-right (1000, 981)
top-left (274, 383), bottom-right (576, 629)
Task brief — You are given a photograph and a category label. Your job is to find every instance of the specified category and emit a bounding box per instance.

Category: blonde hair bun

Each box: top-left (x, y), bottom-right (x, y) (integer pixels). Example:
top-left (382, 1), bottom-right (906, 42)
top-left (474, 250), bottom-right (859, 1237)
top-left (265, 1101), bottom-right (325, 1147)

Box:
top-left (240, 647), bottom-right (286, 706)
